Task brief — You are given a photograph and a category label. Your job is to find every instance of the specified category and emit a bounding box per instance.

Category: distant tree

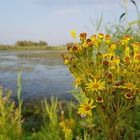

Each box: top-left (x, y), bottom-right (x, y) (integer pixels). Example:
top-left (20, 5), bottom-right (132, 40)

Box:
top-left (38, 41), bottom-right (48, 46)
top-left (16, 40), bottom-right (48, 47)
top-left (16, 41), bottom-right (25, 46)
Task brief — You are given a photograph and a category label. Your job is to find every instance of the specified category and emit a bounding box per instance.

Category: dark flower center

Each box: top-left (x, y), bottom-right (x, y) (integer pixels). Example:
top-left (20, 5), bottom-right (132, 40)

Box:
top-left (97, 97), bottom-right (102, 101)
top-left (85, 105), bottom-right (90, 111)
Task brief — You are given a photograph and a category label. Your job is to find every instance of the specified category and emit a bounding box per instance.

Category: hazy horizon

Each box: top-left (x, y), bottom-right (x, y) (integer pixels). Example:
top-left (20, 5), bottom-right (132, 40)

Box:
top-left (0, 0), bottom-right (140, 46)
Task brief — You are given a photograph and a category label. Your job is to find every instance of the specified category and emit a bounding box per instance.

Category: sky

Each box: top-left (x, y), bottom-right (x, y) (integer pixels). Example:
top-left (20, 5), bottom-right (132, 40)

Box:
top-left (0, 0), bottom-right (140, 46)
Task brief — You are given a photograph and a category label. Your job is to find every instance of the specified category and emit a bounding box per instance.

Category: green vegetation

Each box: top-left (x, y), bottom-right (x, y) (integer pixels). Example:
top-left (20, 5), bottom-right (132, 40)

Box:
top-left (16, 40), bottom-right (48, 47)
top-left (0, 73), bottom-right (22, 140)
top-left (0, 0), bottom-right (140, 139)
top-left (105, 0), bottom-right (140, 41)
top-left (1, 84), bottom-right (140, 140)
top-left (17, 51), bottom-right (65, 59)
top-left (0, 45), bottom-right (66, 51)
top-left (62, 30), bottom-right (140, 139)
top-left (0, 40), bottom-right (66, 51)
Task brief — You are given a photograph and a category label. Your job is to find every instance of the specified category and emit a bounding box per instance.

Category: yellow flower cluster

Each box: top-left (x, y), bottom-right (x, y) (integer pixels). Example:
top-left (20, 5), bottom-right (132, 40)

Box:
top-left (62, 32), bottom-right (140, 118)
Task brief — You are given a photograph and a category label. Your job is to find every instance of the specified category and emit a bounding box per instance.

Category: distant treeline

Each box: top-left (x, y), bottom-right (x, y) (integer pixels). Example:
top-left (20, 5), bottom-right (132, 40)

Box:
top-left (0, 40), bottom-right (67, 51)
top-left (0, 40), bottom-right (49, 50)
top-left (15, 40), bottom-right (48, 46)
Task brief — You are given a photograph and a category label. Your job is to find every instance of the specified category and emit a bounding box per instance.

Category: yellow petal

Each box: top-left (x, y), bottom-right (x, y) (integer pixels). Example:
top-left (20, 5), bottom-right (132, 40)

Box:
top-left (70, 30), bottom-right (76, 39)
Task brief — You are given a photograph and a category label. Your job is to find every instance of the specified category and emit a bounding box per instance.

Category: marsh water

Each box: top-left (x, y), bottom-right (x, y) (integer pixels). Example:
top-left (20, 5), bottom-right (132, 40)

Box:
top-left (0, 50), bottom-right (74, 101)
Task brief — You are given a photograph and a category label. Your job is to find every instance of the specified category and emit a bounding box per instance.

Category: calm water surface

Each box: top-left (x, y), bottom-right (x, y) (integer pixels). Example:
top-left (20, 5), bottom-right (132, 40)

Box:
top-left (0, 51), bottom-right (74, 101)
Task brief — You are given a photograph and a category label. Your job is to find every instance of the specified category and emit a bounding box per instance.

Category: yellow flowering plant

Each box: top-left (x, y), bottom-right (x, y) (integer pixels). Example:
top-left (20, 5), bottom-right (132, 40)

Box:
top-left (59, 118), bottom-right (75, 139)
top-left (62, 32), bottom-right (140, 139)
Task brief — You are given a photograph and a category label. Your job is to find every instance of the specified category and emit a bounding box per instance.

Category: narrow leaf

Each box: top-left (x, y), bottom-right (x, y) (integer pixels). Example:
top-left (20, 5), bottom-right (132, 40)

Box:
top-left (119, 12), bottom-right (126, 22)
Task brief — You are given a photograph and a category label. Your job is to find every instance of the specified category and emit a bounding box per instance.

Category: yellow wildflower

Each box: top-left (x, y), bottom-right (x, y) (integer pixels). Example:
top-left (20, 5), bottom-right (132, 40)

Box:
top-left (72, 45), bottom-right (78, 52)
top-left (64, 59), bottom-right (69, 65)
top-left (86, 39), bottom-right (93, 47)
top-left (86, 39), bottom-right (93, 52)
top-left (123, 83), bottom-right (137, 91)
top-left (98, 33), bottom-right (104, 39)
top-left (67, 44), bottom-right (72, 51)
top-left (102, 60), bottom-right (109, 67)
top-left (102, 53), bottom-right (114, 61)
top-left (124, 56), bottom-right (131, 64)
top-left (131, 42), bottom-right (140, 48)
top-left (109, 43), bottom-right (117, 52)
top-left (71, 30), bottom-right (76, 39)
top-left (74, 77), bottom-right (81, 88)
top-left (59, 119), bottom-right (75, 138)
top-left (96, 96), bottom-right (103, 103)
top-left (114, 80), bottom-right (125, 88)
top-left (118, 82), bottom-right (138, 91)
top-left (134, 53), bottom-right (140, 63)
top-left (124, 92), bottom-right (134, 99)
top-left (131, 42), bottom-right (140, 54)
top-left (79, 32), bottom-right (87, 41)
top-left (97, 33), bottom-right (104, 44)
top-left (85, 79), bottom-right (105, 92)
top-left (105, 34), bottom-right (111, 40)
top-left (78, 98), bottom-right (96, 116)
top-left (105, 34), bottom-right (111, 44)
top-left (120, 35), bottom-right (131, 45)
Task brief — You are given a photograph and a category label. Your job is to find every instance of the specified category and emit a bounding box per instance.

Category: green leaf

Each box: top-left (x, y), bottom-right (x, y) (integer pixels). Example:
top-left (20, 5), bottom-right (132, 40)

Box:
top-left (128, 20), bottom-right (140, 26)
top-left (119, 13), bottom-right (126, 22)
